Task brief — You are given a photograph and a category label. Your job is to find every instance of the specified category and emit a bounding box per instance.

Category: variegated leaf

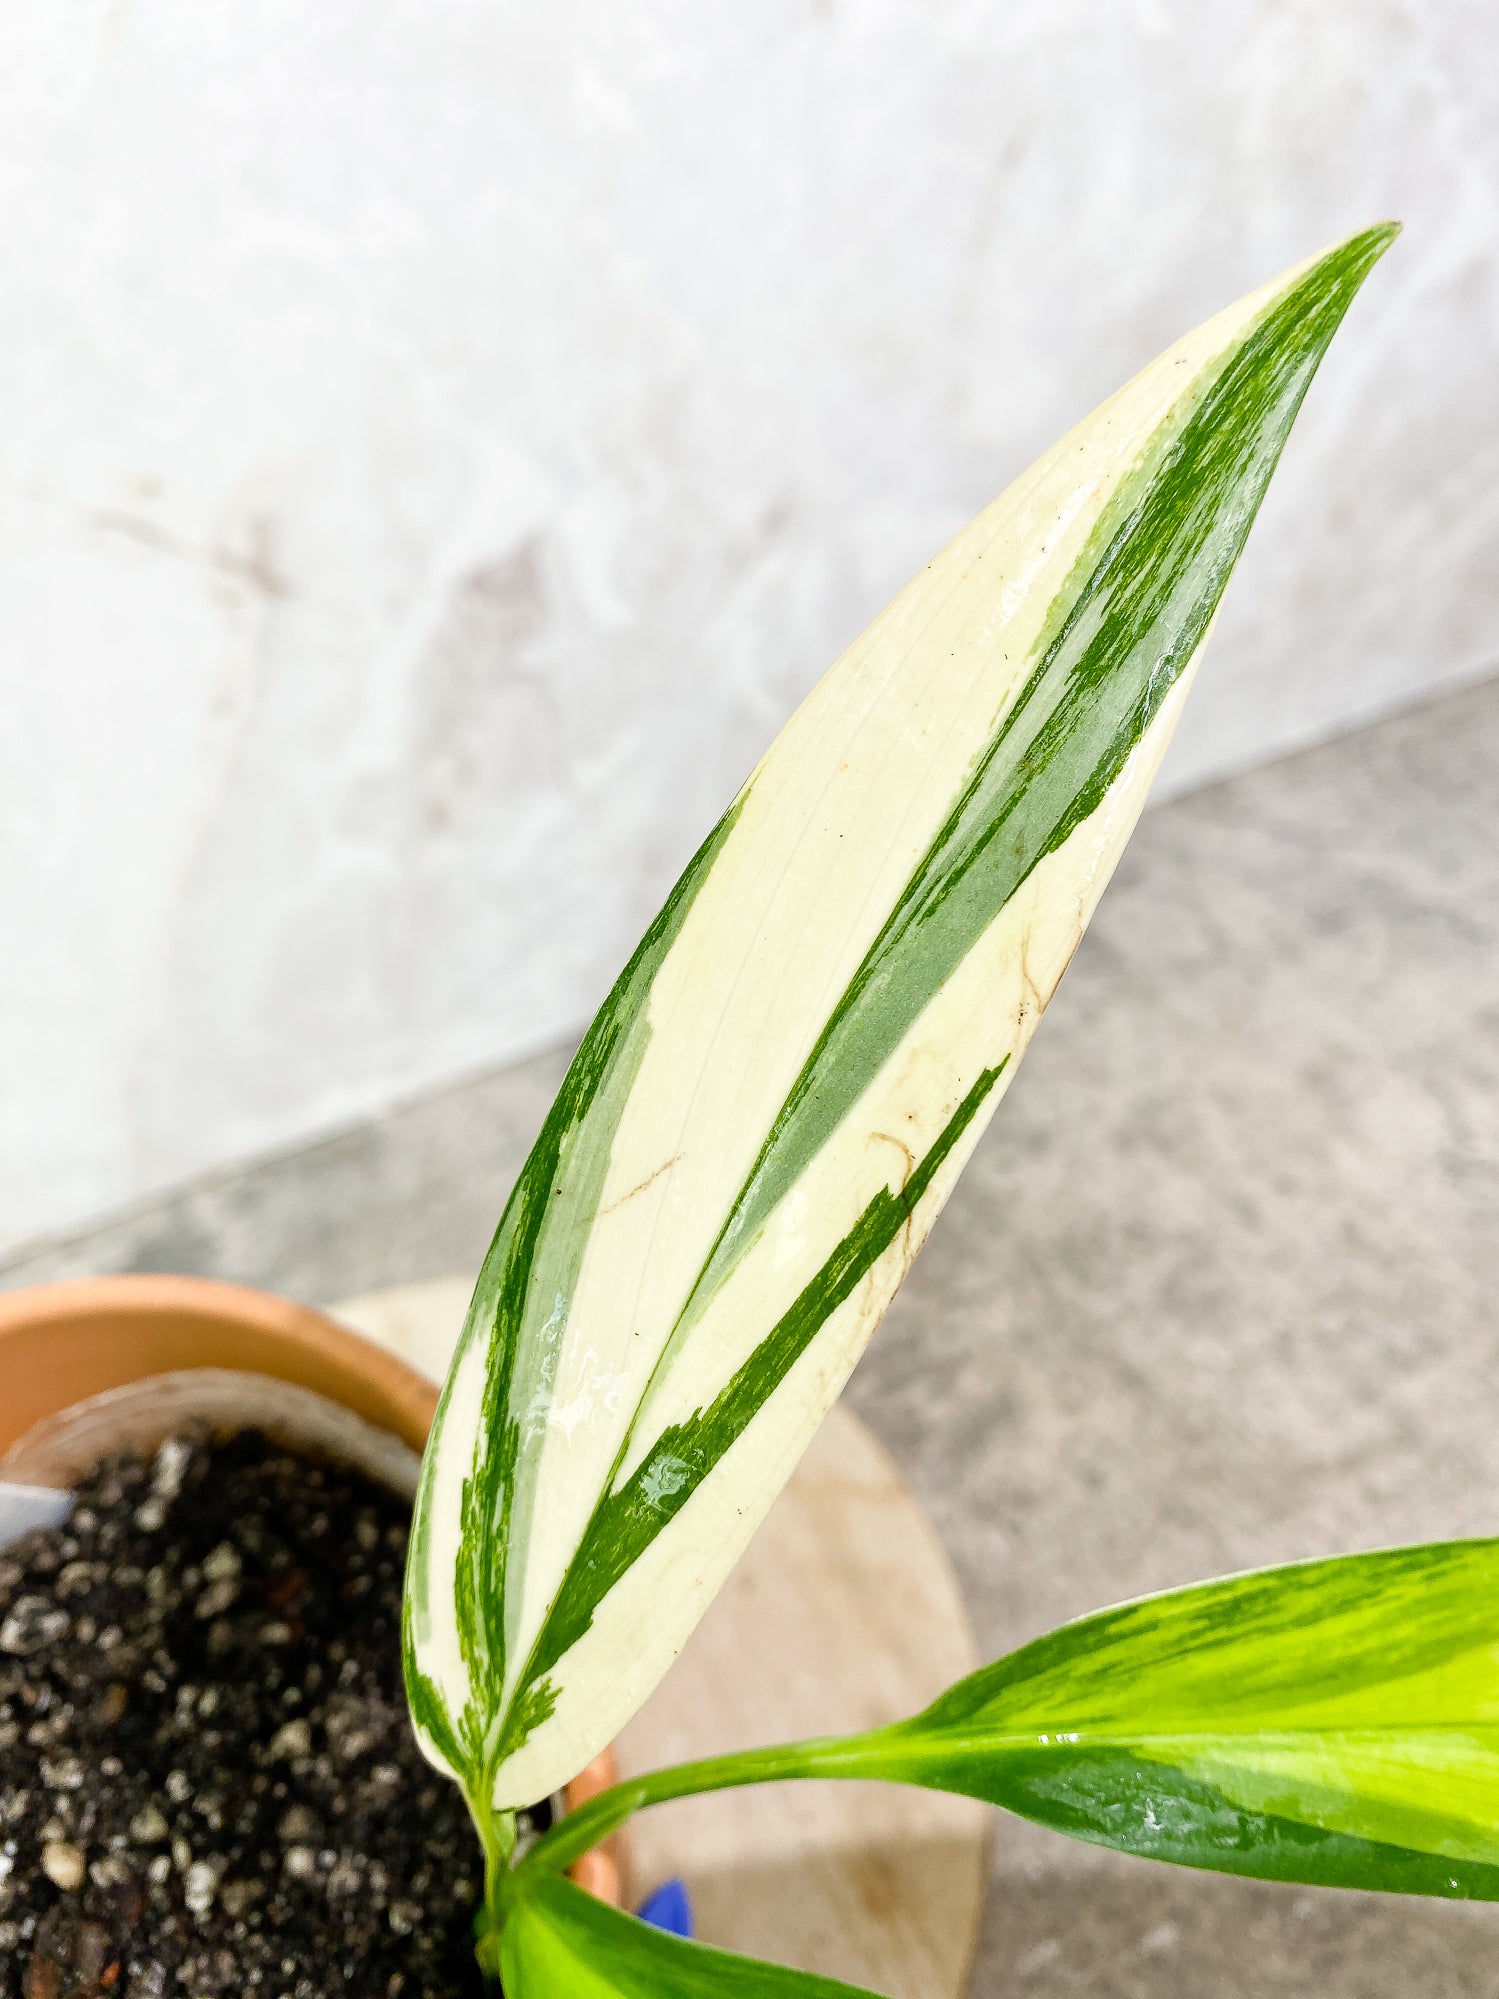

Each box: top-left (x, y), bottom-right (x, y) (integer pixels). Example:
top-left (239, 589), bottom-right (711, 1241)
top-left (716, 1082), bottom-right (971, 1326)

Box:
top-left (404, 224), bottom-right (1396, 1816)
top-left (872, 1537), bottom-right (1499, 1896)
top-left (523, 1539), bottom-right (1499, 1903)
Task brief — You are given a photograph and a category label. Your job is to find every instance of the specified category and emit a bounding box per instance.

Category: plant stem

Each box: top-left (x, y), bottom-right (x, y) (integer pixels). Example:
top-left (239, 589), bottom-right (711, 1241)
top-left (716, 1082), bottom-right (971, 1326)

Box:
top-left (471, 1793), bottom-right (518, 1985)
top-left (513, 1728), bottom-right (906, 1883)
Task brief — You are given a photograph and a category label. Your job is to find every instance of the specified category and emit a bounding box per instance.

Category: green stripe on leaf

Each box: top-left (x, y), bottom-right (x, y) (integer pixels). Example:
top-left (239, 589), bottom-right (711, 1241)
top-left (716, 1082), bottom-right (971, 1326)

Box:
top-left (492, 1060), bottom-right (1007, 1764)
top-left (688, 222), bottom-right (1397, 1319)
top-left (403, 801), bottom-right (744, 1781)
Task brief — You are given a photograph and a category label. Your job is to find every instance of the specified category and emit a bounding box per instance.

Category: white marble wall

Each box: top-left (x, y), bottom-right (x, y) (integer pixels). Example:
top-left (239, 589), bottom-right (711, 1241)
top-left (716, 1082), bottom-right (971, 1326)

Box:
top-left (4, 2), bottom-right (1496, 1251)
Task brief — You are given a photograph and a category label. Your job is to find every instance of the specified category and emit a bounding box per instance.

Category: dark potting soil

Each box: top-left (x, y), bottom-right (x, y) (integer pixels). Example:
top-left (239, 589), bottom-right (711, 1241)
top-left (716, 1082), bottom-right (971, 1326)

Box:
top-left (0, 1429), bottom-right (489, 1999)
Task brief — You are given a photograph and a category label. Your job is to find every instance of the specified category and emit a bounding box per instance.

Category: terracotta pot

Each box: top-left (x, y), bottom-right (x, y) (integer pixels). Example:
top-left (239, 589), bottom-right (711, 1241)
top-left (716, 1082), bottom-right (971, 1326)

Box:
top-left (0, 1273), bottom-right (624, 1905)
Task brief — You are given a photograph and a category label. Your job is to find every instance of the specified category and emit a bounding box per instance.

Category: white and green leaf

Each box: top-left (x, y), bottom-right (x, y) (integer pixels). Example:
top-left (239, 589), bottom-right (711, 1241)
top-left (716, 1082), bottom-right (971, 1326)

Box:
top-left (404, 225), bottom-right (1397, 1815)
top-left (524, 1538), bottom-right (1499, 1903)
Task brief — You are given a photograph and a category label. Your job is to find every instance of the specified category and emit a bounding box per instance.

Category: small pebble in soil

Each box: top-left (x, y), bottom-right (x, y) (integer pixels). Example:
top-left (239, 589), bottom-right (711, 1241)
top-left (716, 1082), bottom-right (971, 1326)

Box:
top-left (0, 1430), bottom-right (489, 1998)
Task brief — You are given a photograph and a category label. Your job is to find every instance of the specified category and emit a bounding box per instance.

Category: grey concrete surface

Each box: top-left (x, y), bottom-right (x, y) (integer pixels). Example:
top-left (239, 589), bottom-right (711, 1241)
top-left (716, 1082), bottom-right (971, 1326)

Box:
top-left (6, 675), bottom-right (1499, 1994)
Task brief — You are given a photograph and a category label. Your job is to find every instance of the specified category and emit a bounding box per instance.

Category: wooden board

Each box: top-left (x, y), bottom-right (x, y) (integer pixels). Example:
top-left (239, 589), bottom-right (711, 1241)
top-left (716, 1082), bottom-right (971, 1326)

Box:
top-left (336, 1277), bottom-right (987, 1997)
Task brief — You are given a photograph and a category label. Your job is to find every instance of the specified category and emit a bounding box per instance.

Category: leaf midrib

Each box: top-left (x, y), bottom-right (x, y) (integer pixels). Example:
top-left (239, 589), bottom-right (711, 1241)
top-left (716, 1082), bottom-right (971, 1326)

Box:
top-left (873, 1721), bottom-right (1499, 1756)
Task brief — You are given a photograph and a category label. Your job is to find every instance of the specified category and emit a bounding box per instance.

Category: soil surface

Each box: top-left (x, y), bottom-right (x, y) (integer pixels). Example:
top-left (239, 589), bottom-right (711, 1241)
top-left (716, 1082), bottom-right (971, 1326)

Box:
top-left (0, 1430), bottom-right (488, 1998)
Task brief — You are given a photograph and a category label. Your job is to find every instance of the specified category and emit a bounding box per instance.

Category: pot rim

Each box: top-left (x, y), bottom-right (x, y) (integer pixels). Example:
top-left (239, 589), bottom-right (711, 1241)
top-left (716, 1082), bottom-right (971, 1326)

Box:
top-left (0, 1272), bottom-right (438, 1460)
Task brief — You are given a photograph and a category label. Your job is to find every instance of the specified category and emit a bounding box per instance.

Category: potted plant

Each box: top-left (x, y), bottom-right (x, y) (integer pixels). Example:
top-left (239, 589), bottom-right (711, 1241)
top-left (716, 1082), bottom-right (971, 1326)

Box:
top-left (395, 219), bottom-right (1493, 1995)
top-left (6, 223), bottom-right (1463, 1999)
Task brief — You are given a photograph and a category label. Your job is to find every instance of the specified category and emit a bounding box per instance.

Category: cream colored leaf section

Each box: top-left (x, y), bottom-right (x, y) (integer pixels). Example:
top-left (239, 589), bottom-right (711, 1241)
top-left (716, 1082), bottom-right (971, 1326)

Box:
top-left (491, 664), bottom-right (1196, 1805)
top-left (407, 1325), bottom-right (489, 1755)
top-left (493, 257), bottom-right (1303, 1699)
top-left (1165, 1731), bottom-right (1499, 1867)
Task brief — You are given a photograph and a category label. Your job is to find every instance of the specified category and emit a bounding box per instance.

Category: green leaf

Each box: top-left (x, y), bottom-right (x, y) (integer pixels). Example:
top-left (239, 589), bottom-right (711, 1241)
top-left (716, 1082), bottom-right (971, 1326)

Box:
top-left (499, 1872), bottom-right (887, 1998)
top-left (404, 225), bottom-right (1398, 1817)
top-left (529, 1538), bottom-right (1499, 1903)
top-left (872, 1537), bottom-right (1499, 1896)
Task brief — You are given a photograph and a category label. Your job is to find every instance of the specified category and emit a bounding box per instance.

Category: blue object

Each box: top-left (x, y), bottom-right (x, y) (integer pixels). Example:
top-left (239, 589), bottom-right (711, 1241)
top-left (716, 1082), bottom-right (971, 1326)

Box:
top-left (636, 1876), bottom-right (694, 1939)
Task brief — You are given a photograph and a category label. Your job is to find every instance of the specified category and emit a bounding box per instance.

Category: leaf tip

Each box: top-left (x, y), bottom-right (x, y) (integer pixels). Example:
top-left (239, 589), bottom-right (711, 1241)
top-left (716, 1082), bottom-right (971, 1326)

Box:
top-left (1360, 216), bottom-right (1402, 256)
top-left (1334, 219), bottom-right (1402, 283)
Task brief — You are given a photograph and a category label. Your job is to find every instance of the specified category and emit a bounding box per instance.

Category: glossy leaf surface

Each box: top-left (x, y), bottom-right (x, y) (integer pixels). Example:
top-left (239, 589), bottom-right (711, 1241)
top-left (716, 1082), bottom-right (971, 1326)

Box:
top-left (877, 1536), bottom-right (1499, 1895)
top-left (500, 1873), bottom-right (885, 1998)
top-left (532, 1538), bottom-right (1499, 1902)
top-left (404, 226), bottom-right (1397, 1814)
